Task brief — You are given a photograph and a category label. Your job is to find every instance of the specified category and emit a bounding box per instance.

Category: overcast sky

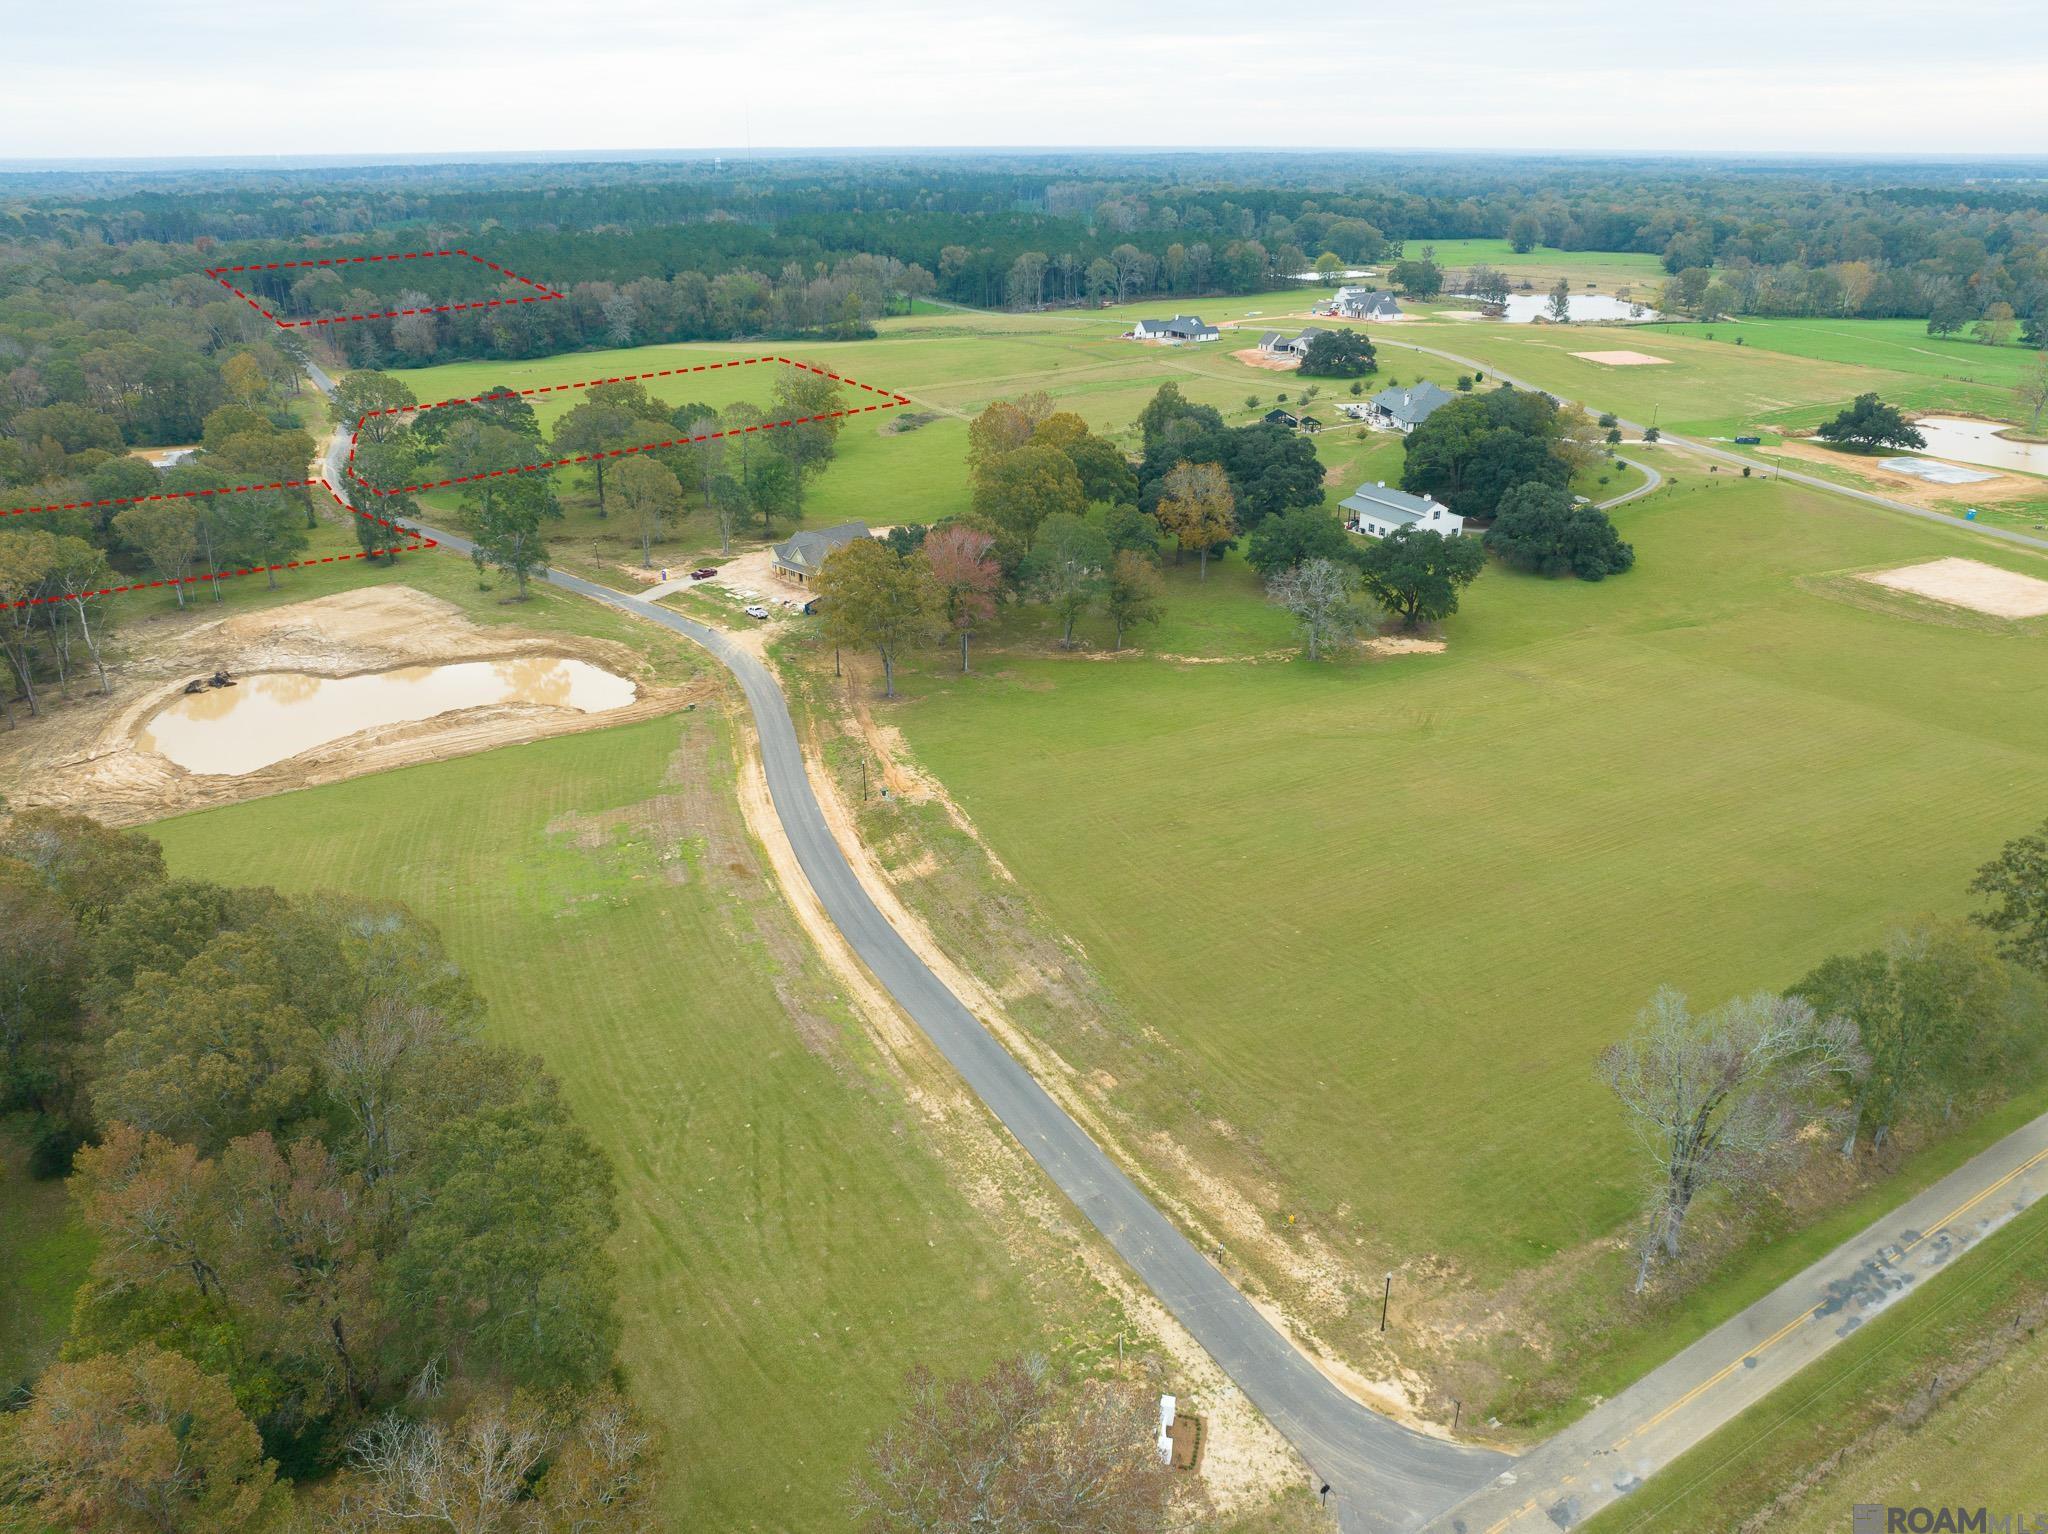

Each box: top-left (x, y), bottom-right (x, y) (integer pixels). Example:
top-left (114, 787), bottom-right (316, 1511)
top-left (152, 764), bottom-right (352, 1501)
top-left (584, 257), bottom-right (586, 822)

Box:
top-left (9, 0), bottom-right (2046, 161)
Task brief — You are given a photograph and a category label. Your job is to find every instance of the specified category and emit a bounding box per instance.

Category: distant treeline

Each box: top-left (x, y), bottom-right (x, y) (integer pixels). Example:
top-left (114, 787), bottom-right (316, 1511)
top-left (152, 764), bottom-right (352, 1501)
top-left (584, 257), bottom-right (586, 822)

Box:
top-left (5, 155), bottom-right (2047, 337)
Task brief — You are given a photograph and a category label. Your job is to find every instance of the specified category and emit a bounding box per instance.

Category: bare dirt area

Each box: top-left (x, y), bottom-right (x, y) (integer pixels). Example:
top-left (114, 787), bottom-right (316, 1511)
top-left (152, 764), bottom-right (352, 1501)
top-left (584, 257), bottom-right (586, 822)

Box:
top-left (1760, 438), bottom-right (2042, 513)
top-left (1570, 350), bottom-right (1671, 366)
top-left (1233, 346), bottom-right (1300, 373)
top-left (0, 585), bottom-right (706, 826)
top-left (1860, 557), bottom-right (2048, 618)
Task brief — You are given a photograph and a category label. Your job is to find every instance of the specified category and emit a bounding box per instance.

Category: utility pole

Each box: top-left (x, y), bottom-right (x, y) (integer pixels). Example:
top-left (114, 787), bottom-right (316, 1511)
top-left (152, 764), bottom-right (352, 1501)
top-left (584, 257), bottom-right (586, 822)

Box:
top-left (1379, 1272), bottom-right (1392, 1332)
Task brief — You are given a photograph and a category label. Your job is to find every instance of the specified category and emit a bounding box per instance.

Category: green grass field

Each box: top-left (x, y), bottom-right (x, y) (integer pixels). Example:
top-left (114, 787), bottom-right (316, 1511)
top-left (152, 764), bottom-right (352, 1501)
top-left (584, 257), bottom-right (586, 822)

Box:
top-left (1402, 237), bottom-right (1669, 289)
top-left (1582, 1197), bottom-right (2048, 1533)
top-left (147, 709), bottom-right (1117, 1530)
top-left (867, 473), bottom-right (2048, 1380)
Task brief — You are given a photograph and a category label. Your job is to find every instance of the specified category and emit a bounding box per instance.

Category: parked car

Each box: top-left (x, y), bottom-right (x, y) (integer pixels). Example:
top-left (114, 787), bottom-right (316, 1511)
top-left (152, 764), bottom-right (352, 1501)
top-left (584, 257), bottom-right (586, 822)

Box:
top-left (744, 604), bottom-right (770, 620)
top-left (690, 567), bottom-right (718, 580)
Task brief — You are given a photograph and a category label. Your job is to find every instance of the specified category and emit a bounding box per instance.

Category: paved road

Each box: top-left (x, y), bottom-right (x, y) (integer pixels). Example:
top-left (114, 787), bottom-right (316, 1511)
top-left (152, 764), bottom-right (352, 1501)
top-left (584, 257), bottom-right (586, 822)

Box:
top-left (1370, 336), bottom-right (2048, 554)
top-left (1596, 455), bottom-right (1660, 511)
top-left (313, 373), bottom-right (1508, 1533)
top-left (1427, 1111), bottom-right (2048, 1532)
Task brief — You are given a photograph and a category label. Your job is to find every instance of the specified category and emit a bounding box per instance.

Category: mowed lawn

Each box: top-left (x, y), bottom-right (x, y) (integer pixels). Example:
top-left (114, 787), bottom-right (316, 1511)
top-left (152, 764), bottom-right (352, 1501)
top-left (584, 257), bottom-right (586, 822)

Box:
top-left (150, 712), bottom-right (1112, 1530)
top-left (882, 476), bottom-right (2048, 1286)
top-left (1376, 314), bottom-right (2033, 439)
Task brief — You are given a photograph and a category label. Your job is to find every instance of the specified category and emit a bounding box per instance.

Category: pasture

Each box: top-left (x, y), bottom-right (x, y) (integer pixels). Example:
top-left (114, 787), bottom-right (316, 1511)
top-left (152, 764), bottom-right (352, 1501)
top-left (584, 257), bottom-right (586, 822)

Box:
top-left (149, 711), bottom-right (1117, 1530)
top-left (1401, 236), bottom-right (1669, 290)
top-left (874, 474), bottom-right (2048, 1371)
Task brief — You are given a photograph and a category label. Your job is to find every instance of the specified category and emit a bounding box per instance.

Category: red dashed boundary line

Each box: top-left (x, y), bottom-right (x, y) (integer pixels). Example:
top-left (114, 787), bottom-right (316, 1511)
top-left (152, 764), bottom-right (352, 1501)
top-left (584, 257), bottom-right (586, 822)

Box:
top-left (1, 481), bottom-right (434, 610)
top-left (205, 248), bottom-right (565, 330)
top-left (343, 355), bottom-right (911, 499)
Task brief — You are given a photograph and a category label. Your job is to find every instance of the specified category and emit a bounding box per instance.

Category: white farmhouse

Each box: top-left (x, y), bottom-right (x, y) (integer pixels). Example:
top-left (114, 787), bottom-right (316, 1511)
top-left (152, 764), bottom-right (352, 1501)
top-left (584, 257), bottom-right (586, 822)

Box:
top-left (1130, 314), bottom-right (1220, 344)
top-left (1340, 482), bottom-right (1464, 540)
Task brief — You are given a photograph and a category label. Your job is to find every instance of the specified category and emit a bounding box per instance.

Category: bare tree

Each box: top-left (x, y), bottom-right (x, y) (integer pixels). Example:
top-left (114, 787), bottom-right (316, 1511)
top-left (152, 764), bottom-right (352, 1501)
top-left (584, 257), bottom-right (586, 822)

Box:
top-left (1266, 557), bottom-right (1379, 661)
top-left (1601, 989), bottom-right (1861, 1292)
top-left (853, 1354), bottom-right (1176, 1534)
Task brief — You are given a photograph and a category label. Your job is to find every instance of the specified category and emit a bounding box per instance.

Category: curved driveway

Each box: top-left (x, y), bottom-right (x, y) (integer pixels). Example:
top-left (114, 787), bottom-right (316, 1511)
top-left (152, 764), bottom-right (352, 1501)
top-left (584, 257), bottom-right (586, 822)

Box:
top-left (314, 388), bottom-right (1506, 1533)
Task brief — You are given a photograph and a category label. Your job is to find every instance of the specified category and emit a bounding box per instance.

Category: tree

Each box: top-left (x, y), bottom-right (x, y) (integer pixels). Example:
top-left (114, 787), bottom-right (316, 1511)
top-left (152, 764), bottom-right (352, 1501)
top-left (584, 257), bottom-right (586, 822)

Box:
top-left (1483, 481), bottom-right (1636, 580)
top-left (1466, 264), bottom-right (1511, 305)
top-left (1507, 212), bottom-right (1543, 254)
top-left (1298, 329), bottom-right (1378, 379)
top-left (112, 499), bottom-right (200, 609)
top-left (972, 445), bottom-right (1086, 567)
top-left (1815, 393), bottom-right (1926, 452)
top-left (551, 397), bottom-right (640, 516)
top-left (1358, 525), bottom-right (1485, 628)
top-left (0, 531), bottom-right (56, 717)
top-left (1600, 989), bottom-right (1860, 1291)
top-left (93, 927), bottom-right (329, 1152)
top-left (310, 1386), bottom-right (655, 1534)
top-left (1389, 259), bottom-right (1442, 298)
top-left (1973, 301), bottom-right (2017, 347)
top-left (923, 524), bottom-right (1000, 672)
top-left (814, 538), bottom-right (938, 699)
top-left (612, 456), bottom-right (682, 568)
top-left (0, 853), bottom-right (80, 1112)
top-left (332, 373), bottom-right (418, 441)
top-left (1973, 817), bottom-right (2048, 976)
top-left (1794, 921), bottom-right (2040, 1157)
top-left (391, 1091), bottom-right (621, 1389)
top-left (1154, 461), bottom-right (1236, 579)
top-left (1245, 506), bottom-right (1354, 577)
top-left (2015, 353), bottom-right (2048, 434)
top-left (1399, 389), bottom-right (1574, 522)
top-left (2, 1344), bottom-right (282, 1533)
top-left (769, 366), bottom-right (848, 521)
top-left (1268, 557), bottom-right (1381, 661)
top-left (1101, 503), bottom-right (1165, 560)
top-left (463, 472), bottom-right (561, 599)
top-left (747, 453), bottom-right (798, 537)
top-left (1023, 513), bottom-right (1110, 647)
top-left (1101, 550), bottom-right (1164, 650)
top-left (1546, 278), bottom-right (1572, 323)
top-left (853, 1355), bottom-right (1176, 1534)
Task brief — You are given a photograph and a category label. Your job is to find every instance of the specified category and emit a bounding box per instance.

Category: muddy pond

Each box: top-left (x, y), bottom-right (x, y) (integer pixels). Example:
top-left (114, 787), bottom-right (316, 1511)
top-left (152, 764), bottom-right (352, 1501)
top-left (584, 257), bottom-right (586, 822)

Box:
top-left (139, 657), bottom-right (637, 776)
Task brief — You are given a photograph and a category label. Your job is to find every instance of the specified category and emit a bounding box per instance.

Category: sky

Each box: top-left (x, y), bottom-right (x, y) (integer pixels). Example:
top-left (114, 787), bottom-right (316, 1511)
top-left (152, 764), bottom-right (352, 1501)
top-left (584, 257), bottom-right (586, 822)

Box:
top-left (7, 0), bottom-right (2046, 161)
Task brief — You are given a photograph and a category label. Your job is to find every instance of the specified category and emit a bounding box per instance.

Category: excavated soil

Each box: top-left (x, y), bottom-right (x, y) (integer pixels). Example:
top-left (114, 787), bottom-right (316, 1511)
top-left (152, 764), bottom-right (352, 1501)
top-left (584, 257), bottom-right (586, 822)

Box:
top-left (0, 586), bottom-right (707, 826)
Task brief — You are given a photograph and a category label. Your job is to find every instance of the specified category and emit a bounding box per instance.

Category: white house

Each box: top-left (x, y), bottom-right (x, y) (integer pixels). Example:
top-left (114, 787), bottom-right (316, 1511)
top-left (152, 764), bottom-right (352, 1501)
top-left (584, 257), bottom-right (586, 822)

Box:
top-left (1329, 287), bottom-right (1402, 321)
top-left (1130, 314), bottom-right (1220, 344)
top-left (1340, 482), bottom-right (1464, 540)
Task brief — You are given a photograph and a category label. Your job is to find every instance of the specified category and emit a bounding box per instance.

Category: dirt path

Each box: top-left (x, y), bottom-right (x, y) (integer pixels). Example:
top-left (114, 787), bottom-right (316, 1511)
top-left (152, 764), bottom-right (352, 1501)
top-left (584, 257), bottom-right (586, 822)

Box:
top-left (0, 586), bottom-right (704, 826)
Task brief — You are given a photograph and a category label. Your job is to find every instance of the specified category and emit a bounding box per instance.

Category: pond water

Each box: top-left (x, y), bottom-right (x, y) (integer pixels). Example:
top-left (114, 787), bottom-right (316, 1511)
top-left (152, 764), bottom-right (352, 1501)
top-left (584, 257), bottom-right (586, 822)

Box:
top-left (1449, 293), bottom-right (1659, 323)
top-left (139, 657), bottom-right (637, 776)
top-left (1910, 417), bottom-right (2048, 476)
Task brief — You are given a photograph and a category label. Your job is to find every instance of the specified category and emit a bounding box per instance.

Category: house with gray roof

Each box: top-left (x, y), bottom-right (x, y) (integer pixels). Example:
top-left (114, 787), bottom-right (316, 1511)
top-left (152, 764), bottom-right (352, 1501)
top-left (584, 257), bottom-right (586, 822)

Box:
top-left (1339, 482), bottom-right (1464, 541)
top-left (1368, 380), bottom-right (1455, 434)
top-left (1331, 287), bottom-right (1403, 321)
top-left (1258, 327), bottom-right (1325, 359)
top-left (770, 521), bottom-right (871, 585)
top-left (1129, 314), bottom-right (1220, 344)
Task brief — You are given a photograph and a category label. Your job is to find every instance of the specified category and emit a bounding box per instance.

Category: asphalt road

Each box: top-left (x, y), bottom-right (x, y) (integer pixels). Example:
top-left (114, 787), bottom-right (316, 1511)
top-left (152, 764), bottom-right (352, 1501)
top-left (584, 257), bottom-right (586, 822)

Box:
top-left (314, 374), bottom-right (1509, 1533)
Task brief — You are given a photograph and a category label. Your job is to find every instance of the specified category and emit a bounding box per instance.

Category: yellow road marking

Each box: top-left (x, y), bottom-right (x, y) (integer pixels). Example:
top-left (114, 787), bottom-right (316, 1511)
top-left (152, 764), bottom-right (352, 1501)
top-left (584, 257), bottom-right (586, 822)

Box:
top-left (1477, 1141), bottom-right (2048, 1534)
